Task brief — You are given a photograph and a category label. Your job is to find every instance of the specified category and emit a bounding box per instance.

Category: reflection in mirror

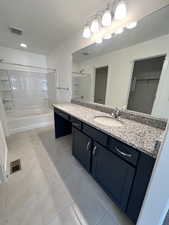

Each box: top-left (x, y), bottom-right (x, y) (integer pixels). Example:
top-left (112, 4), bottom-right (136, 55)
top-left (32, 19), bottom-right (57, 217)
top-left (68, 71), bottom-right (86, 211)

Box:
top-left (72, 5), bottom-right (169, 120)
top-left (127, 56), bottom-right (165, 114)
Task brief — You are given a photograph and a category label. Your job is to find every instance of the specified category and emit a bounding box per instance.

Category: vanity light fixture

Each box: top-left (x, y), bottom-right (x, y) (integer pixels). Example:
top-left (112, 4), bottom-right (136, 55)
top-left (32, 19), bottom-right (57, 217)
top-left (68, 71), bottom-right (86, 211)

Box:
top-left (126, 21), bottom-right (138, 29)
top-left (83, 25), bottom-right (91, 38)
top-left (102, 9), bottom-right (112, 27)
top-left (82, 0), bottom-right (135, 44)
top-left (114, 0), bottom-right (127, 20)
top-left (20, 43), bottom-right (27, 48)
top-left (104, 33), bottom-right (112, 39)
top-left (115, 27), bottom-right (124, 34)
top-left (91, 18), bottom-right (100, 33)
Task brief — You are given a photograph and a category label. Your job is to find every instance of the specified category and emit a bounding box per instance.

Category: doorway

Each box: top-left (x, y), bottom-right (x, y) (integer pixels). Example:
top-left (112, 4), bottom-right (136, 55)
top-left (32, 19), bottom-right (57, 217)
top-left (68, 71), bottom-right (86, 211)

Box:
top-left (94, 66), bottom-right (108, 104)
top-left (127, 55), bottom-right (165, 114)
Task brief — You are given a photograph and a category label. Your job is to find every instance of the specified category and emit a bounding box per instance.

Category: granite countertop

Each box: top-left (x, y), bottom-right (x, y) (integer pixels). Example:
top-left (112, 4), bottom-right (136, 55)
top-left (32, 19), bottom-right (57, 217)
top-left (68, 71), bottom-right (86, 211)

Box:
top-left (53, 103), bottom-right (165, 158)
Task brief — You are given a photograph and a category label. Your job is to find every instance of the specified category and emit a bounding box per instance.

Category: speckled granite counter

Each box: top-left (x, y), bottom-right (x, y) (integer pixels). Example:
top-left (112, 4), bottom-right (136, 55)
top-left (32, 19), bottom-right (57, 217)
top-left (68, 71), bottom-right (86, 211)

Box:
top-left (53, 103), bottom-right (166, 158)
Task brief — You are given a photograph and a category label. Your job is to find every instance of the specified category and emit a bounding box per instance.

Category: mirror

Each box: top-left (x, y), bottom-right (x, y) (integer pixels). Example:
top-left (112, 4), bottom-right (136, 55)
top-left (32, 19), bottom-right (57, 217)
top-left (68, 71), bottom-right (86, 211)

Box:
top-left (72, 5), bottom-right (169, 120)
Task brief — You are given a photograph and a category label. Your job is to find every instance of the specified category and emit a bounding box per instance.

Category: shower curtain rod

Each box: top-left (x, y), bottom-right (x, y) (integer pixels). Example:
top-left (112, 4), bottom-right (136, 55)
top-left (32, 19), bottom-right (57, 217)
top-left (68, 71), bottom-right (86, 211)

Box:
top-left (0, 60), bottom-right (56, 72)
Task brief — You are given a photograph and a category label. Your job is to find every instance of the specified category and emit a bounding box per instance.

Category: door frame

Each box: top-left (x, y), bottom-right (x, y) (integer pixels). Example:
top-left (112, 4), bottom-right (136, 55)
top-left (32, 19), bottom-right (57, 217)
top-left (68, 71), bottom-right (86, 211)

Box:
top-left (94, 65), bottom-right (109, 104)
top-left (126, 54), bottom-right (167, 113)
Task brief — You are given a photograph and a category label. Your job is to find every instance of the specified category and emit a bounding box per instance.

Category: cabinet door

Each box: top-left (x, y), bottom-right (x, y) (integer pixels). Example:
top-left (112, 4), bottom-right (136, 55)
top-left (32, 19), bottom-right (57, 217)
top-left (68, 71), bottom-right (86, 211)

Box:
top-left (92, 142), bottom-right (135, 211)
top-left (72, 128), bottom-right (92, 172)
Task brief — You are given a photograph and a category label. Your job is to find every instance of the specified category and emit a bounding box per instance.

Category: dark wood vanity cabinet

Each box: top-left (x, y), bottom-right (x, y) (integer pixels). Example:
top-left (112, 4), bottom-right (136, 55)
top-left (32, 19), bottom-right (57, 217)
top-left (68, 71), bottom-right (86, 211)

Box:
top-left (54, 109), bottom-right (72, 138)
top-left (54, 108), bottom-right (155, 224)
top-left (126, 153), bottom-right (155, 222)
top-left (92, 142), bottom-right (135, 211)
top-left (72, 127), bottom-right (92, 172)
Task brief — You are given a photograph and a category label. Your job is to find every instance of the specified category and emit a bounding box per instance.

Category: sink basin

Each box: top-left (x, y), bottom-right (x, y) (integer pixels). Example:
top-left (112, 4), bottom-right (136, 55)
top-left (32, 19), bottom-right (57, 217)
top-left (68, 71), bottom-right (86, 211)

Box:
top-left (94, 116), bottom-right (123, 127)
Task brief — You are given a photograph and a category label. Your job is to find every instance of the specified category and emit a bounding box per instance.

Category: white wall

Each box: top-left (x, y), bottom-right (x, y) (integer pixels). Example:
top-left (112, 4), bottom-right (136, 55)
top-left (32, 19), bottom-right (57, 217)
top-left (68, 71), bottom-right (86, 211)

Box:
top-left (0, 121), bottom-right (8, 183)
top-left (74, 34), bottom-right (169, 119)
top-left (0, 98), bottom-right (8, 136)
top-left (0, 46), bottom-right (47, 73)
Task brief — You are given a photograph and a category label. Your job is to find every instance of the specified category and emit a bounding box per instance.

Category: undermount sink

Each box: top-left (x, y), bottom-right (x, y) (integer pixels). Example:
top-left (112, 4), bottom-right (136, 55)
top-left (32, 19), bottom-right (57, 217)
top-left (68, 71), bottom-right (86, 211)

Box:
top-left (94, 116), bottom-right (123, 127)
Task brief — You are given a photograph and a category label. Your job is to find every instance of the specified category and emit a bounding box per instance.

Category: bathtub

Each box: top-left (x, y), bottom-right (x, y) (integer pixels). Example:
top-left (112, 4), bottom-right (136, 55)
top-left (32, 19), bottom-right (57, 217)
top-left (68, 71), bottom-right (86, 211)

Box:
top-left (7, 108), bottom-right (53, 134)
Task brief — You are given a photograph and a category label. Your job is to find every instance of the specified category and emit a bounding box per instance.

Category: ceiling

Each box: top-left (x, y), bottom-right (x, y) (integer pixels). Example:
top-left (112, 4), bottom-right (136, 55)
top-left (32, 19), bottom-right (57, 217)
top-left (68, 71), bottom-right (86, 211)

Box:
top-left (0, 0), bottom-right (105, 54)
top-left (0, 0), bottom-right (169, 55)
top-left (73, 5), bottom-right (169, 62)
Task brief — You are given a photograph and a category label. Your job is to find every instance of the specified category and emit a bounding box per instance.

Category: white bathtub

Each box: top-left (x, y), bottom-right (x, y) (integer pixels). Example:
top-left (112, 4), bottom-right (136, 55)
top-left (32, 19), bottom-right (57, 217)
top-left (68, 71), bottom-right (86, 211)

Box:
top-left (7, 108), bottom-right (53, 134)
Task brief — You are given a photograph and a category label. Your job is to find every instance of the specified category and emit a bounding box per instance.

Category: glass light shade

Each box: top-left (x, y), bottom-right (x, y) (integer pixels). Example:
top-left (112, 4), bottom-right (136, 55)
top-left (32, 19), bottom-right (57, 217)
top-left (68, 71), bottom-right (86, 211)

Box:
top-left (83, 26), bottom-right (91, 38)
top-left (20, 43), bottom-right (27, 48)
top-left (104, 33), bottom-right (112, 39)
top-left (114, 1), bottom-right (127, 20)
top-left (115, 27), bottom-right (124, 34)
top-left (126, 21), bottom-right (137, 29)
top-left (102, 10), bottom-right (112, 27)
top-left (96, 39), bottom-right (103, 44)
top-left (91, 19), bottom-right (100, 33)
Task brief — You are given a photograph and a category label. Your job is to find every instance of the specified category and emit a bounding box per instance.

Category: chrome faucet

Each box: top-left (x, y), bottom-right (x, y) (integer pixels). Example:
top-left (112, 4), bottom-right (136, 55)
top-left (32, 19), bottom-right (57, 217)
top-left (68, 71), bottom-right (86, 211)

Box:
top-left (112, 107), bottom-right (121, 119)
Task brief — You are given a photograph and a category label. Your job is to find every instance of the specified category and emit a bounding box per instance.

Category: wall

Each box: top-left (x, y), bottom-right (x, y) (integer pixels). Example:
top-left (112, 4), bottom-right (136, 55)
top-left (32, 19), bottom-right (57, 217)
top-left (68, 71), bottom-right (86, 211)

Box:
top-left (74, 34), bottom-right (169, 119)
top-left (0, 98), bottom-right (8, 136)
top-left (0, 121), bottom-right (8, 183)
top-left (0, 46), bottom-right (47, 72)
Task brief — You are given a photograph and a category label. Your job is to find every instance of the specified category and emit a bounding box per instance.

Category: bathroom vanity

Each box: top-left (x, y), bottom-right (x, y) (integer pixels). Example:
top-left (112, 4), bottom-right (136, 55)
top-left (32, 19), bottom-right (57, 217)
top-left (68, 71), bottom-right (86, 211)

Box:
top-left (53, 103), bottom-right (165, 223)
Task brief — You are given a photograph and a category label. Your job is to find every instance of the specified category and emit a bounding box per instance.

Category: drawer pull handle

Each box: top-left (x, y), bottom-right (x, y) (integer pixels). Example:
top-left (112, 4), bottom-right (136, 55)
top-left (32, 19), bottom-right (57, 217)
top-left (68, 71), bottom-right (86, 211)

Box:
top-left (86, 142), bottom-right (91, 151)
top-left (115, 147), bottom-right (132, 158)
top-left (93, 146), bottom-right (97, 156)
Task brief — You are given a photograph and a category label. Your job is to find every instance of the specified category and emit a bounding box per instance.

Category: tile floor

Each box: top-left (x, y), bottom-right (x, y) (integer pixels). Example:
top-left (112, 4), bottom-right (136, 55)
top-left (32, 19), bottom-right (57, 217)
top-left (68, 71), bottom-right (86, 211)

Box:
top-left (0, 126), bottom-right (134, 225)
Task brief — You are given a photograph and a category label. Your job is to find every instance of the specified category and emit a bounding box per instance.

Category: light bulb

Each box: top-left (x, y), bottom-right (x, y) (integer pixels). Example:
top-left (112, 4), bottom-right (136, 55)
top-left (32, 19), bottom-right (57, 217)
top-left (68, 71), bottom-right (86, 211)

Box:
top-left (102, 9), bottom-right (112, 27)
top-left (104, 33), bottom-right (112, 40)
top-left (91, 19), bottom-right (100, 33)
top-left (126, 21), bottom-right (138, 29)
top-left (115, 27), bottom-right (124, 34)
top-left (114, 1), bottom-right (127, 20)
top-left (20, 43), bottom-right (27, 48)
top-left (83, 26), bottom-right (91, 38)
top-left (96, 39), bottom-right (103, 44)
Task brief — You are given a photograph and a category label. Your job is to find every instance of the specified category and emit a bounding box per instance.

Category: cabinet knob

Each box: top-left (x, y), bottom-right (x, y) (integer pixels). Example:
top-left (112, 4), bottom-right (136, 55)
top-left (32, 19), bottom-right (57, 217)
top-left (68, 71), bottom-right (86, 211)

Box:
top-left (93, 146), bottom-right (97, 156)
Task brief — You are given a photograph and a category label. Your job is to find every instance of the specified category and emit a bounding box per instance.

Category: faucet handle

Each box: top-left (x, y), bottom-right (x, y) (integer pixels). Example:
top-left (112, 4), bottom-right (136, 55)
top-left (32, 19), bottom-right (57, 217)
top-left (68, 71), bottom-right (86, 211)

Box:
top-left (112, 107), bottom-right (121, 119)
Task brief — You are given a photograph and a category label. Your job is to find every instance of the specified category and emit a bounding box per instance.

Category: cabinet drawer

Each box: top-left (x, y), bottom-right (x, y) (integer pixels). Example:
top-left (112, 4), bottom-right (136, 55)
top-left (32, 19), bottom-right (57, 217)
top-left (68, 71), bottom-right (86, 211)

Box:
top-left (108, 137), bottom-right (139, 166)
top-left (71, 116), bottom-right (82, 130)
top-left (54, 109), bottom-right (70, 120)
top-left (83, 124), bottom-right (108, 146)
